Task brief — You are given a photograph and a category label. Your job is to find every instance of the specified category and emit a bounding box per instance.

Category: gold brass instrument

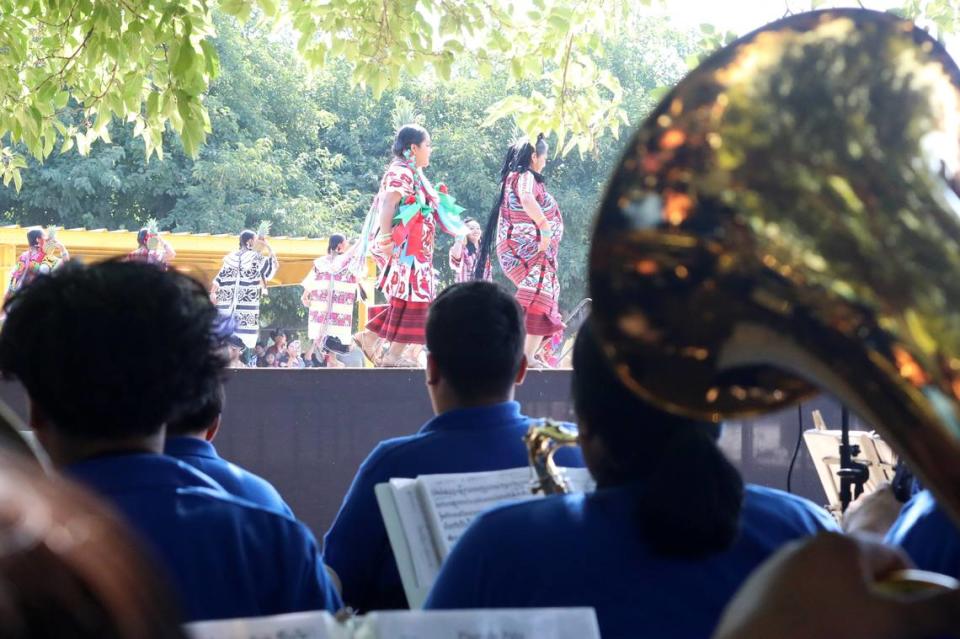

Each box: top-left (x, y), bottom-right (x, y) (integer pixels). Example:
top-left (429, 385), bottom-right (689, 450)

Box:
top-left (525, 419), bottom-right (580, 495)
top-left (589, 9), bottom-right (960, 527)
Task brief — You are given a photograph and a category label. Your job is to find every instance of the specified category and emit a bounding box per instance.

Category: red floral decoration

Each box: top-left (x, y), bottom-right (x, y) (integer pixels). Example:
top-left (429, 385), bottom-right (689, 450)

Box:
top-left (438, 183), bottom-right (449, 194)
top-left (404, 194), bottom-right (417, 205)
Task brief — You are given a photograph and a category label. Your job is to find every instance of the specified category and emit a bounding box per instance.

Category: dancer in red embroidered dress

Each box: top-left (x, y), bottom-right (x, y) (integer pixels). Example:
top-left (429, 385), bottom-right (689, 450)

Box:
top-left (352, 124), bottom-right (466, 367)
top-left (448, 217), bottom-right (491, 283)
top-left (126, 225), bottom-right (175, 268)
top-left (5, 228), bottom-right (69, 303)
top-left (475, 134), bottom-right (564, 364)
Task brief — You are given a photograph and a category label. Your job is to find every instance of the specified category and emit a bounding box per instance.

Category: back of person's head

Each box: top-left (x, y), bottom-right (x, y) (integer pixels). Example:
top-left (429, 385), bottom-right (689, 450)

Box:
top-left (0, 261), bottom-right (226, 442)
top-left (136, 229), bottom-right (150, 247)
top-left (166, 383), bottom-right (225, 438)
top-left (0, 451), bottom-right (185, 638)
top-left (327, 233), bottom-right (346, 254)
top-left (426, 282), bottom-right (524, 400)
top-left (26, 229), bottom-right (43, 248)
top-left (238, 229), bottom-right (255, 249)
top-left (571, 320), bottom-right (744, 558)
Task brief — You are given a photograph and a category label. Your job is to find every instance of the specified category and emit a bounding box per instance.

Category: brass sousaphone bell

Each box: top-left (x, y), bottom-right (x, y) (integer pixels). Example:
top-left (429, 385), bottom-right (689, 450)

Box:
top-left (590, 10), bottom-right (960, 527)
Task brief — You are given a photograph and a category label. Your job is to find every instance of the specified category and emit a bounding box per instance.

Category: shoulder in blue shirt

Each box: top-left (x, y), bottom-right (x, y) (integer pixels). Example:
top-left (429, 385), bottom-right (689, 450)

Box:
top-left (424, 483), bottom-right (836, 639)
top-left (164, 436), bottom-right (294, 517)
top-left (886, 489), bottom-right (960, 578)
top-left (323, 401), bottom-right (585, 612)
top-left (68, 453), bottom-right (341, 622)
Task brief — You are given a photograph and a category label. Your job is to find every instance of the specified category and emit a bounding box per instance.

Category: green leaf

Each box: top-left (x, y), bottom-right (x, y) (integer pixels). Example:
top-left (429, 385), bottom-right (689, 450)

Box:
top-left (173, 39), bottom-right (197, 76)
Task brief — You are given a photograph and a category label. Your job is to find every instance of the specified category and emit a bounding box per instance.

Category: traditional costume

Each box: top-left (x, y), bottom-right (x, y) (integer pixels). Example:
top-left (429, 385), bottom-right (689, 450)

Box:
top-left (213, 248), bottom-right (278, 349)
top-left (301, 250), bottom-right (359, 346)
top-left (496, 170), bottom-right (564, 337)
top-left (356, 159), bottom-right (466, 344)
top-left (7, 246), bottom-right (66, 299)
top-left (449, 241), bottom-right (491, 283)
top-left (127, 245), bottom-right (173, 268)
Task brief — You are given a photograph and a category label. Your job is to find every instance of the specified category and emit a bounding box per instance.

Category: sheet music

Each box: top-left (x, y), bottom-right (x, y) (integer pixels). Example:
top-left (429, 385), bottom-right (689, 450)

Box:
top-left (388, 478), bottom-right (443, 589)
top-left (417, 467), bottom-right (536, 556)
top-left (417, 467), bottom-right (594, 556)
top-left (357, 608), bottom-right (602, 639)
top-left (184, 610), bottom-right (344, 639)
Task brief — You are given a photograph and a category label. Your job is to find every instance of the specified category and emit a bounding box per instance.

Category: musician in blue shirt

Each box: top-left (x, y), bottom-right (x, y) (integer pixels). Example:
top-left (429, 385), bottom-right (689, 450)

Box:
top-left (323, 281), bottom-right (584, 612)
top-left (424, 321), bottom-right (836, 639)
top-left (164, 382), bottom-right (294, 517)
top-left (0, 261), bottom-right (341, 622)
top-left (885, 490), bottom-right (960, 578)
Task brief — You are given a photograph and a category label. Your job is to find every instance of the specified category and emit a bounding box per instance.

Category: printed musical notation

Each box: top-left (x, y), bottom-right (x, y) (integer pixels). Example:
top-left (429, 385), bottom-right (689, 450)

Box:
top-left (418, 468), bottom-right (538, 553)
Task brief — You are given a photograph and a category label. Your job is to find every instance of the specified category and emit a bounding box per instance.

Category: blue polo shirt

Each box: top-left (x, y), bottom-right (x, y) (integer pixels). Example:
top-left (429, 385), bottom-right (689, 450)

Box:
top-left (886, 490), bottom-right (960, 577)
top-left (323, 401), bottom-right (585, 612)
top-left (425, 483), bottom-right (837, 639)
top-left (164, 437), bottom-right (293, 517)
top-left (67, 453), bottom-right (341, 622)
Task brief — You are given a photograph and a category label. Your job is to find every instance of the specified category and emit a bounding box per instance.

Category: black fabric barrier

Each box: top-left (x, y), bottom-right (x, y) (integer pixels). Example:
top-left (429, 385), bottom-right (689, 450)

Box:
top-left (0, 369), bottom-right (836, 538)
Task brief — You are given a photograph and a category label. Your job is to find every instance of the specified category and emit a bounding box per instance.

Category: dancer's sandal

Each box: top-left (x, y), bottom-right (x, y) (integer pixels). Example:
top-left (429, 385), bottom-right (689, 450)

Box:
top-left (352, 332), bottom-right (381, 365)
top-left (379, 356), bottom-right (419, 368)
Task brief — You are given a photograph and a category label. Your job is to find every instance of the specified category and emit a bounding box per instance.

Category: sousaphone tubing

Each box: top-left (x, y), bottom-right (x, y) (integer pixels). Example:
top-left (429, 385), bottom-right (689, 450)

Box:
top-left (590, 9), bottom-right (960, 523)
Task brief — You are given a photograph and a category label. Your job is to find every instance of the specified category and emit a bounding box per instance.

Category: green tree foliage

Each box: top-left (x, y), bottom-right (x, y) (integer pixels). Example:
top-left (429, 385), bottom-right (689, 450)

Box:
top-left (0, 0), bottom-right (652, 189)
top-left (0, 0), bottom-right (950, 190)
top-left (0, 12), bottom-right (696, 330)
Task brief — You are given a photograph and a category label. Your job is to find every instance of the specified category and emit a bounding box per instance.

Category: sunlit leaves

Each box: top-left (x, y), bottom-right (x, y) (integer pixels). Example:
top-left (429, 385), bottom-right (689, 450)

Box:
top-left (0, 0), bottom-right (952, 190)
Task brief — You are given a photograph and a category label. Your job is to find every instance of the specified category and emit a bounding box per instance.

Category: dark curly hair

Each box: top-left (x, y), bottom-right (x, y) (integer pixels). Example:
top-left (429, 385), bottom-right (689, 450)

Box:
top-left (0, 261), bottom-right (227, 440)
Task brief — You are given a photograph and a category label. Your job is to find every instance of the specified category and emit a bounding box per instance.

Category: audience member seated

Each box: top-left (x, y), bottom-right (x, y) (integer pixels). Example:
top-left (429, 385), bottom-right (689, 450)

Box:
top-left (885, 489), bottom-right (960, 579)
top-left (0, 449), bottom-right (187, 638)
top-left (424, 320), bottom-right (837, 638)
top-left (265, 329), bottom-right (288, 363)
top-left (226, 334), bottom-right (246, 369)
top-left (164, 382), bottom-right (294, 517)
top-left (278, 338), bottom-right (306, 368)
top-left (713, 532), bottom-right (960, 639)
top-left (0, 261), bottom-right (341, 621)
top-left (323, 281), bottom-right (584, 612)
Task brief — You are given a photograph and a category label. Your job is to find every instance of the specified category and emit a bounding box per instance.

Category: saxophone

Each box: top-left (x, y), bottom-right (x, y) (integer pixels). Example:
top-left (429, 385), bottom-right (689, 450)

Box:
top-left (525, 419), bottom-right (580, 496)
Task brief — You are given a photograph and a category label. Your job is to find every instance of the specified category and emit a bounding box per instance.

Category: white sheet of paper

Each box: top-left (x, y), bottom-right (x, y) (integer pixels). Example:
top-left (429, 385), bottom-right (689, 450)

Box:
top-left (417, 467), bottom-right (538, 557)
top-left (355, 608), bottom-right (601, 639)
top-left (389, 478), bottom-right (443, 588)
top-left (184, 610), bottom-right (345, 639)
top-left (418, 466), bottom-right (595, 556)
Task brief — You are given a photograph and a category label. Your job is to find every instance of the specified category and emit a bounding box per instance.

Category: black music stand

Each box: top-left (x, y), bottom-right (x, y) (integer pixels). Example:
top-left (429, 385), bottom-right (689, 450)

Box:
top-left (837, 406), bottom-right (869, 512)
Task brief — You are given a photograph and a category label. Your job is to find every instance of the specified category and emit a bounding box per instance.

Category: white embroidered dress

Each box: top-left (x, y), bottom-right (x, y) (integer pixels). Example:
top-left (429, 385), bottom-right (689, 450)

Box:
top-left (213, 248), bottom-right (278, 348)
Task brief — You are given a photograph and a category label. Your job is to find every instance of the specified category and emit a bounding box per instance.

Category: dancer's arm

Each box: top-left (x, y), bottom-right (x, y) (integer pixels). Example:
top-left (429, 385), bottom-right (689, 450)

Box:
top-left (518, 173), bottom-right (551, 253)
top-left (159, 237), bottom-right (176, 263)
top-left (449, 238), bottom-right (464, 268)
top-left (53, 241), bottom-right (69, 262)
top-left (378, 191), bottom-right (401, 237)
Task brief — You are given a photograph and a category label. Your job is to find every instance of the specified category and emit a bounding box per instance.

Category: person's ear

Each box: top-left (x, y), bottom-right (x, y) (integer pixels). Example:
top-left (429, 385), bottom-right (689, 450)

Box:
top-left (426, 352), bottom-right (442, 387)
top-left (514, 354), bottom-right (529, 386)
top-left (204, 416), bottom-right (221, 442)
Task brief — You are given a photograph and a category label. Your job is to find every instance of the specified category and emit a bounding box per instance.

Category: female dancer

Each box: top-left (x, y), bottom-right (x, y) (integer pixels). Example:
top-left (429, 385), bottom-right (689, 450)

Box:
top-left (127, 224), bottom-right (176, 268)
top-left (210, 229), bottom-right (277, 349)
top-left (448, 217), bottom-right (490, 283)
top-left (6, 227), bottom-right (69, 302)
top-left (353, 124), bottom-right (465, 366)
top-left (301, 233), bottom-right (360, 355)
top-left (475, 134), bottom-right (563, 363)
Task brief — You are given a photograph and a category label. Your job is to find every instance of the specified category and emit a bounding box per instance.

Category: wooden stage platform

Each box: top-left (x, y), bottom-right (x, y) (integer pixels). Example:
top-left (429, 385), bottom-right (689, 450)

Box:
top-left (0, 369), bottom-right (847, 538)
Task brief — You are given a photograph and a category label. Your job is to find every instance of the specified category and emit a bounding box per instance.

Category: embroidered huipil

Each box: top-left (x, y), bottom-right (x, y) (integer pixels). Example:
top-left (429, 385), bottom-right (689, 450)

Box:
top-left (213, 248), bottom-right (278, 348)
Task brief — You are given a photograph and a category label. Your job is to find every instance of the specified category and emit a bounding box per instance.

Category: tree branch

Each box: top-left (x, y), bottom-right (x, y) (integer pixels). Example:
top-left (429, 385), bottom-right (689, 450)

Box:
top-left (34, 27), bottom-right (95, 94)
